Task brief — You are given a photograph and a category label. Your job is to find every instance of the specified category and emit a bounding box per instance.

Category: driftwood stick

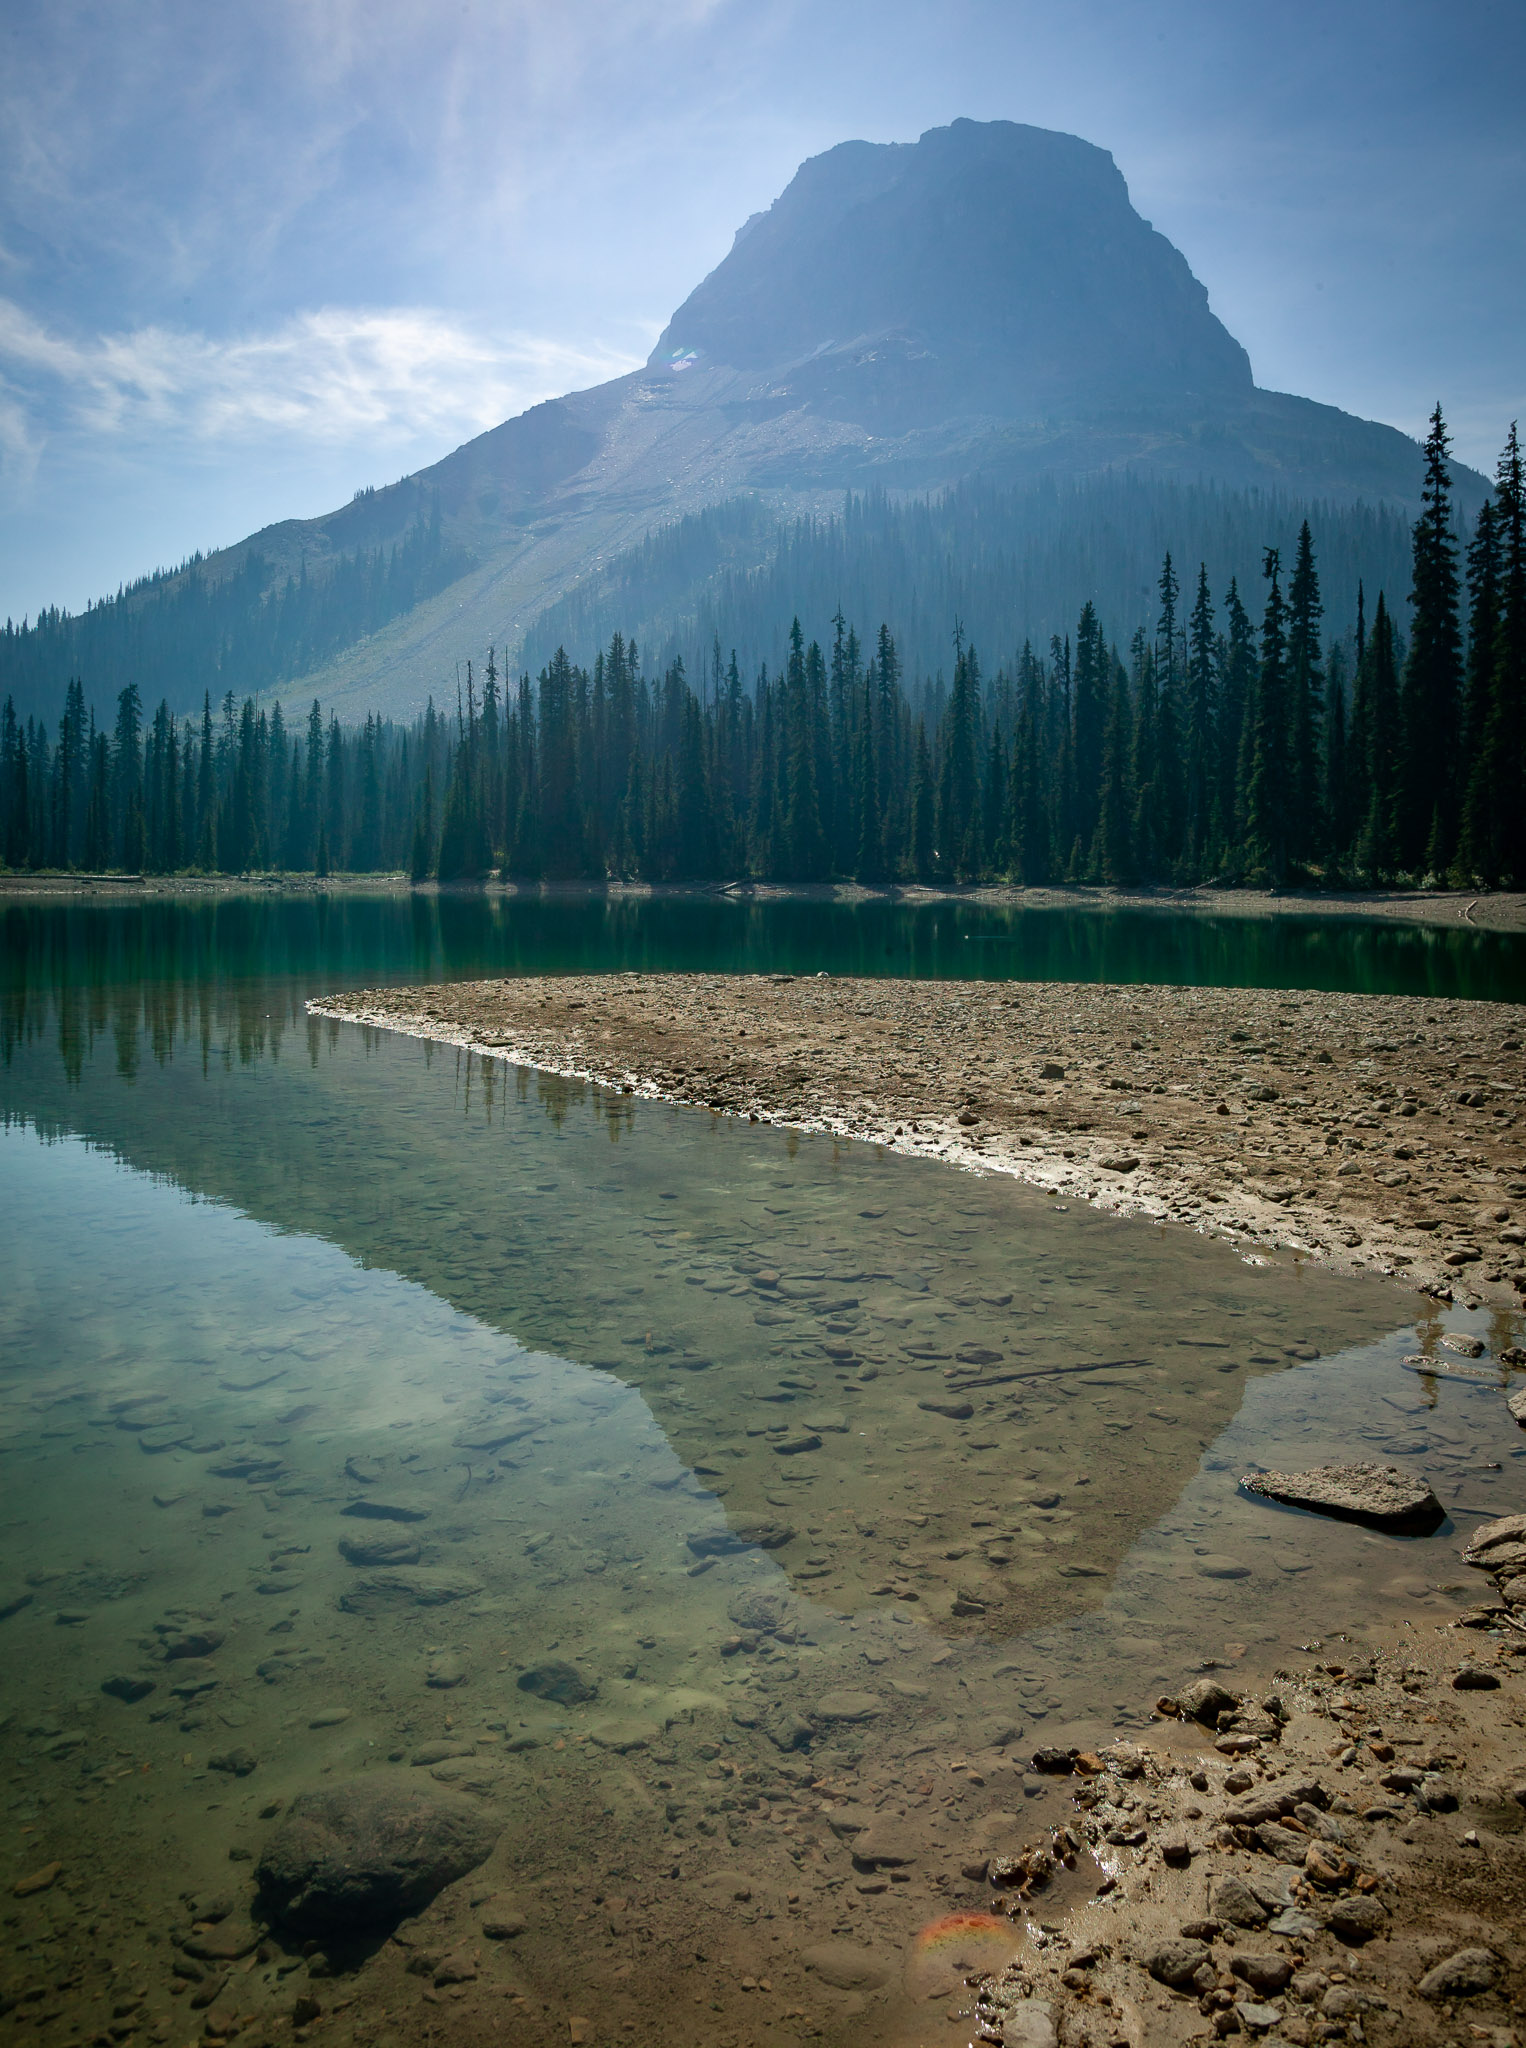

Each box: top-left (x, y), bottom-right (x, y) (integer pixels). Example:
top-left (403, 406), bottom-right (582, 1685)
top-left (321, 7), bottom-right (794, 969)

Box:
top-left (948, 1357), bottom-right (1154, 1392)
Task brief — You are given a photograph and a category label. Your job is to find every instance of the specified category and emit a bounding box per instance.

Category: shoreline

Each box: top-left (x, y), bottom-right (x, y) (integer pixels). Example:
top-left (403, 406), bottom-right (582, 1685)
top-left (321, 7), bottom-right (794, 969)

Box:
top-left (295, 972), bottom-right (1526, 2042)
top-left (311, 972), bottom-right (1526, 1311)
top-left (2, 870), bottom-right (1524, 931)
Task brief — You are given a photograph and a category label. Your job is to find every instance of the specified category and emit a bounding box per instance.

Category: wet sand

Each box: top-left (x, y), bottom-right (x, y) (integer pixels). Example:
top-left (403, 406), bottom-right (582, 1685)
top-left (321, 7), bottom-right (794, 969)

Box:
top-left (315, 973), bottom-right (1526, 1308)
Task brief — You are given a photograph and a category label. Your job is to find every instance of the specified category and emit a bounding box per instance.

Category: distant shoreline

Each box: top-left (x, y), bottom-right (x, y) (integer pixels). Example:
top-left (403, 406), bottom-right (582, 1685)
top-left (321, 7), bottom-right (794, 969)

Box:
top-left (2, 870), bottom-right (1523, 931)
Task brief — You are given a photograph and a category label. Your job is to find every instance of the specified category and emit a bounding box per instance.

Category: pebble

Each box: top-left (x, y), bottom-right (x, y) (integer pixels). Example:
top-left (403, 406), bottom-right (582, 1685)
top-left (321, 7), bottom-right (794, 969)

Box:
top-left (12, 1861), bottom-right (62, 1897)
top-left (308, 1707), bottom-right (352, 1728)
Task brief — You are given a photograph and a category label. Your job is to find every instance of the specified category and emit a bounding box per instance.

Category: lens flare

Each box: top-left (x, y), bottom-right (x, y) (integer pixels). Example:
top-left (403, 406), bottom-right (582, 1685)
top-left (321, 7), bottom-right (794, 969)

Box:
top-left (903, 1910), bottom-right (1018, 2001)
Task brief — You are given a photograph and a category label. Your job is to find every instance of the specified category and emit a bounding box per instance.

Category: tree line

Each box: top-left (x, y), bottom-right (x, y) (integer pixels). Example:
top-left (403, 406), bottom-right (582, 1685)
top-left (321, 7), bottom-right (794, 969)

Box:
top-left (2, 411), bottom-right (1521, 891)
top-left (0, 497), bottom-right (468, 728)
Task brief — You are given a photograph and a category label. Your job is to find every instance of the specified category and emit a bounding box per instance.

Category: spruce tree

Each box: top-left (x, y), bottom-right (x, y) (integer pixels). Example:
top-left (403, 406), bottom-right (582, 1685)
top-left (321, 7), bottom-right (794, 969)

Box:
top-left (1285, 522), bottom-right (1324, 870)
top-left (1457, 498), bottom-right (1501, 881)
top-left (1397, 405), bottom-right (1463, 876)
top-left (1489, 425), bottom-right (1526, 885)
top-left (1247, 551), bottom-right (1292, 883)
top-left (1356, 593), bottom-right (1401, 879)
top-left (1184, 566), bottom-right (1217, 875)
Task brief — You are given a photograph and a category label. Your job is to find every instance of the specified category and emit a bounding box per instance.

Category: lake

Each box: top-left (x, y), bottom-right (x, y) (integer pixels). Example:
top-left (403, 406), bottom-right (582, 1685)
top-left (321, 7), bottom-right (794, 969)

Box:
top-left (1, 891), bottom-right (1522, 2047)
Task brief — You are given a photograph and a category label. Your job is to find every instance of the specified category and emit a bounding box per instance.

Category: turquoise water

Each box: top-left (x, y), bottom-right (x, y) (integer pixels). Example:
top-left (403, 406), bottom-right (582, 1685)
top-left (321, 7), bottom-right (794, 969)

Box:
top-left (1, 895), bottom-right (1523, 2048)
top-left (4, 889), bottom-right (1525, 1013)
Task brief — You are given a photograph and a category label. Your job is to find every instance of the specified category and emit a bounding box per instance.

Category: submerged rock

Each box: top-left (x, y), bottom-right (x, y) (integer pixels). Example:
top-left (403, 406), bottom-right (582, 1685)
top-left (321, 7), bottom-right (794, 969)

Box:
top-left (1240, 1461), bottom-right (1443, 1530)
top-left (340, 1495), bottom-right (431, 1523)
top-left (255, 1775), bottom-right (497, 1935)
top-left (727, 1588), bottom-right (796, 1637)
top-left (101, 1674), bottom-right (155, 1703)
top-left (516, 1659), bottom-right (597, 1705)
top-left (338, 1568), bottom-right (481, 1615)
top-left (813, 1690), bottom-right (881, 1724)
top-left (338, 1533), bottom-right (422, 1567)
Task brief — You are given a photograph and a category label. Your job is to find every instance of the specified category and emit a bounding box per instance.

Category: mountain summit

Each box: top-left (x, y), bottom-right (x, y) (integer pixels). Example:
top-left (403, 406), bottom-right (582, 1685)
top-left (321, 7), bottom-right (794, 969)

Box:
top-left (653, 120), bottom-right (1252, 425)
top-left (5, 120), bottom-right (1466, 724)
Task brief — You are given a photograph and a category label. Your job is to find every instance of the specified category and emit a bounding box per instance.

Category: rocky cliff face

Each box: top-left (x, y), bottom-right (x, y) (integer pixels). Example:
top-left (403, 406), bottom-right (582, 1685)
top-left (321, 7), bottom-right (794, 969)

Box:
top-left (651, 120), bottom-right (1253, 427)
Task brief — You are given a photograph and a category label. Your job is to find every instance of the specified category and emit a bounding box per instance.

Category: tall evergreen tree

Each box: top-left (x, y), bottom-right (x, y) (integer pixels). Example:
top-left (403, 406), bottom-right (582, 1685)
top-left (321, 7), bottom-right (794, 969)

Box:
top-left (1247, 550), bottom-right (1292, 883)
top-left (1397, 404), bottom-right (1463, 875)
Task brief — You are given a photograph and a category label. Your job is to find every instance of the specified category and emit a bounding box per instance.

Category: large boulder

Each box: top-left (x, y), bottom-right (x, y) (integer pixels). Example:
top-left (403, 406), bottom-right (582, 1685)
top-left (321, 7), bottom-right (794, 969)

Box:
top-left (1240, 1463), bottom-right (1442, 1531)
top-left (255, 1775), bottom-right (497, 1936)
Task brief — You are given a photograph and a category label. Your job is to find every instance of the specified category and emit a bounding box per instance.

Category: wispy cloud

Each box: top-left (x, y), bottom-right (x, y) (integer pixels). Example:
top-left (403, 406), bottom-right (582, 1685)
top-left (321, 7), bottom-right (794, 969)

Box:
top-left (0, 301), bottom-right (642, 469)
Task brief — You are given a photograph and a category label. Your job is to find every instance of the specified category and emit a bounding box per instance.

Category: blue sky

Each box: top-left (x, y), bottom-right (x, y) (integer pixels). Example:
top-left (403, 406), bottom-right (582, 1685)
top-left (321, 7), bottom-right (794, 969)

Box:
top-left (1, 0), bottom-right (1521, 619)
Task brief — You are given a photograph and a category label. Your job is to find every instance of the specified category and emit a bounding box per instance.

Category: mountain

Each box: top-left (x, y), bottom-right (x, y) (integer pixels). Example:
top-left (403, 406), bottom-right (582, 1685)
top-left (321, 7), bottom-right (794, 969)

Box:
top-left (1, 119), bottom-right (1481, 725)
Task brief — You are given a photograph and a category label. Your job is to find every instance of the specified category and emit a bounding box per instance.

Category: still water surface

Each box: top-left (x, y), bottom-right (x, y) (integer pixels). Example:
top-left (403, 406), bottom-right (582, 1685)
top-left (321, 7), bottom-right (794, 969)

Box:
top-left (1, 895), bottom-right (1523, 2048)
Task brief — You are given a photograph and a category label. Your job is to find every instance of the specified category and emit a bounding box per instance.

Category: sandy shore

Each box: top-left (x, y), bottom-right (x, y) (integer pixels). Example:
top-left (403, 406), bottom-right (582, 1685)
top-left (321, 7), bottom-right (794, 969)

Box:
top-left (313, 973), bottom-right (1526, 1310)
top-left (4, 871), bottom-right (1524, 929)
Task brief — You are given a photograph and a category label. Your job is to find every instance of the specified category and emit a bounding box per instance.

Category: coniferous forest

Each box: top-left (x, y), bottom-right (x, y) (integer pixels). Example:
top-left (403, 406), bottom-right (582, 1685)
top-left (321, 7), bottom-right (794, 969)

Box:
top-left (3, 412), bottom-right (1523, 890)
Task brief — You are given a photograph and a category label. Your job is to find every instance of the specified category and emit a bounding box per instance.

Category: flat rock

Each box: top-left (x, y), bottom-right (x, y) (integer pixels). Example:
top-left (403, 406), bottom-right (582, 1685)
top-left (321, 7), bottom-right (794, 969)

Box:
top-left (340, 1495), bottom-right (431, 1523)
top-left (101, 1674), bottom-right (155, 1703)
top-left (587, 1718), bottom-right (661, 1753)
top-left (162, 1629), bottom-right (225, 1661)
top-left (1416, 1947), bottom-right (1498, 2000)
top-left (255, 1774), bottom-right (497, 1935)
top-left (813, 1690), bottom-right (882, 1723)
top-left (918, 1397), bottom-right (974, 1420)
top-left (800, 1940), bottom-right (890, 1990)
top-left (410, 1741), bottom-right (476, 1766)
top-left (1195, 1554), bottom-right (1252, 1579)
top-left (338, 1533), bottom-right (422, 1567)
top-left (733, 1518), bottom-right (795, 1550)
top-left (208, 1454), bottom-right (284, 1481)
top-left (338, 1568), bottom-right (481, 1615)
top-left (851, 1825), bottom-right (917, 1869)
top-left (13, 1861), bottom-right (62, 1897)
top-left (0, 1589), bottom-right (35, 1621)
top-left (1507, 1385), bottom-right (1526, 1427)
top-left (425, 1654), bottom-right (467, 1689)
top-left (1463, 1513), bottom-right (1526, 1567)
top-left (1241, 1462), bottom-right (1443, 1530)
top-left (772, 1431), bottom-right (822, 1456)
top-left (516, 1659), bottom-right (597, 1705)
top-left (182, 1920), bottom-right (260, 1961)
top-left (308, 1707), bottom-right (352, 1728)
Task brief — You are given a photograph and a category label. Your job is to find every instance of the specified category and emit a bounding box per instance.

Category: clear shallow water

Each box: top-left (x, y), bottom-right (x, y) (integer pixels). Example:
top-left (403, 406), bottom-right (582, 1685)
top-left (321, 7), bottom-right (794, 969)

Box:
top-left (1, 901), bottom-right (1525, 2048)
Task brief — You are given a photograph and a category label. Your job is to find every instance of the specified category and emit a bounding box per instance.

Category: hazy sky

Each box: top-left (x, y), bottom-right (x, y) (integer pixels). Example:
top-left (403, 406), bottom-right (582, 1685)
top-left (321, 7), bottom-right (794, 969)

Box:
top-left (2, 0), bottom-right (1521, 619)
